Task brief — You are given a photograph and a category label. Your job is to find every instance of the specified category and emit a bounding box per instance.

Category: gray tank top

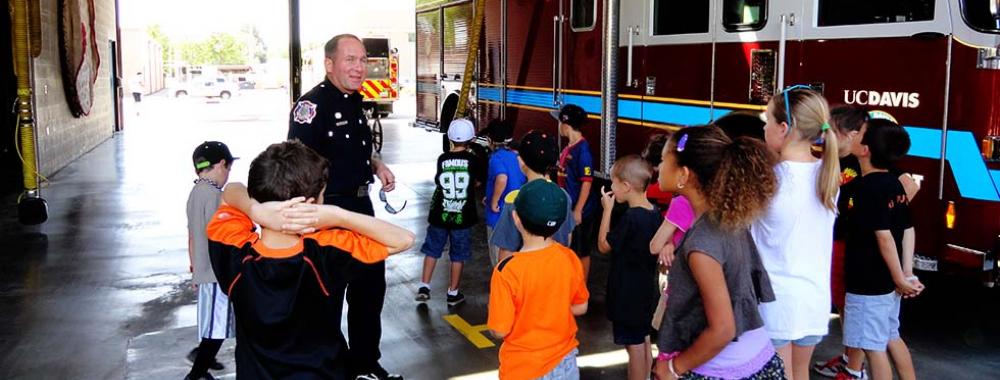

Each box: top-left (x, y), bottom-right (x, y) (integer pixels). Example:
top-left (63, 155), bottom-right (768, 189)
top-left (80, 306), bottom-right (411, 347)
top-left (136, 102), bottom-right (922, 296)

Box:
top-left (657, 215), bottom-right (775, 353)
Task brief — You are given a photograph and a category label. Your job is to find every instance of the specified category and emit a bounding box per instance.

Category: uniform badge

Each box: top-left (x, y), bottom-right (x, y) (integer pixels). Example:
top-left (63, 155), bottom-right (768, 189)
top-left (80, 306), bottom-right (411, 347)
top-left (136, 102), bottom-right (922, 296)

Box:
top-left (293, 101), bottom-right (318, 124)
top-left (584, 167), bottom-right (592, 176)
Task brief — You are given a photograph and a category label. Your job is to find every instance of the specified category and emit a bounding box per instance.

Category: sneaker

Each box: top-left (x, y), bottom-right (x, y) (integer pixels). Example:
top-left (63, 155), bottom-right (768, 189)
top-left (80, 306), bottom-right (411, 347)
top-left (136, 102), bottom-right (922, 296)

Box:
top-left (356, 372), bottom-right (403, 380)
top-left (186, 347), bottom-right (226, 371)
top-left (184, 373), bottom-right (218, 380)
top-left (446, 291), bottom-right (465, 306)
top-left (415, 286), bottom-right (430, 302)
top-left (833, 367), bottom-right (869, 380)
top-left (813, 354), bottom-right (845, 377)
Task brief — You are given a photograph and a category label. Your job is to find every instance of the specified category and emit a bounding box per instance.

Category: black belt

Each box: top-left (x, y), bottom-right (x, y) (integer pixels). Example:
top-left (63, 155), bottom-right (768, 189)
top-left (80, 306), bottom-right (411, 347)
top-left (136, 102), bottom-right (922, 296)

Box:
top-left (327, 184), bottom-right (371, 198)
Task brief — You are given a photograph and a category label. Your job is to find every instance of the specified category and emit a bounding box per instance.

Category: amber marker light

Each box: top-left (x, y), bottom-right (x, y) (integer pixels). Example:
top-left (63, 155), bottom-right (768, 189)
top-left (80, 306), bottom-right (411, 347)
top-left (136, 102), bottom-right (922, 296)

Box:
top-left (945, 201), bottom-right (956, 229)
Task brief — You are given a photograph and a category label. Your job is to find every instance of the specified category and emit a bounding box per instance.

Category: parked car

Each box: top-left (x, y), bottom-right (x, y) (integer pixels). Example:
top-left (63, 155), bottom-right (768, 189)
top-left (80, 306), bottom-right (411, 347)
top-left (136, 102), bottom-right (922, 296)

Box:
top-left (174, 77), bottom-right (239, 99)
top-left (236, 75), bottom-right (256, 90)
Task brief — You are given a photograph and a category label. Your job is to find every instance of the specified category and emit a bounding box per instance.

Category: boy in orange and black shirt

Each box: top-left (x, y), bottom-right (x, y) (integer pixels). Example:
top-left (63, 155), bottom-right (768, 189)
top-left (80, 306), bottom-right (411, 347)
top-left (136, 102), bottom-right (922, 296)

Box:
top-left (488, 180), bottom-right (590, 380)
top-left (207, 140), bottom-right (415, 379)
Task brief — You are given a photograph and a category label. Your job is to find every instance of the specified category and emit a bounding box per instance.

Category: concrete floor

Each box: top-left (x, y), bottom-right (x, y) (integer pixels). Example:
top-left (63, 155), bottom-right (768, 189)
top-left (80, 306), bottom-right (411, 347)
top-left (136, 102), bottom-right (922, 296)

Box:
top-left (1, 90), bottom-right (999, 379)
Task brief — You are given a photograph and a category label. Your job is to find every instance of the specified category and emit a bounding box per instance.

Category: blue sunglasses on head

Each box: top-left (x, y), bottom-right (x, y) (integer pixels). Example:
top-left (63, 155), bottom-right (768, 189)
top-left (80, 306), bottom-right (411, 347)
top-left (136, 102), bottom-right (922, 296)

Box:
top-left (781, 84), bottom-right (814, 129)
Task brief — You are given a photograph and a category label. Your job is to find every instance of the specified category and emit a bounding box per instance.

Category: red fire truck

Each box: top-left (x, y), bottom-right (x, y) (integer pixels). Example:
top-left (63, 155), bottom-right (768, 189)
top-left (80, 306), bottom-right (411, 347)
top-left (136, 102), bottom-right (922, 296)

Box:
top-left (416, 0), bottom-right (1000, 285)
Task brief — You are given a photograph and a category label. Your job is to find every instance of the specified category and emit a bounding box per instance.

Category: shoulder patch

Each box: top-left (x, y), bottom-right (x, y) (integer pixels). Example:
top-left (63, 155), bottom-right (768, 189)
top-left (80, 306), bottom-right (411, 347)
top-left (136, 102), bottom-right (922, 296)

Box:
top-left (504, 189), bottom-right (520, 204)
top-left (293, 100), bottom-right (318, 124)
top-left (497, 256), bottom-right (515, 272)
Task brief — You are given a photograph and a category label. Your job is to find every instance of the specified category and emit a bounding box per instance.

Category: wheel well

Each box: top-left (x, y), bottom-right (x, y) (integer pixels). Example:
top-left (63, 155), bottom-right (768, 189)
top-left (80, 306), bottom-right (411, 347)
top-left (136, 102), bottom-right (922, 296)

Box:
top-left (440, 93), bottom-right (460, 130)
top-left (439, 93), bottom-right (460, 153)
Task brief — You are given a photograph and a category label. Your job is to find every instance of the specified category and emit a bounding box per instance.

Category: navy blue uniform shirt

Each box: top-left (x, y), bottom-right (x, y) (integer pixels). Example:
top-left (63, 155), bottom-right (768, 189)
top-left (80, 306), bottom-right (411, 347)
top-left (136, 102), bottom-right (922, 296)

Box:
top-left (289, 79), bottom-right (374, 197)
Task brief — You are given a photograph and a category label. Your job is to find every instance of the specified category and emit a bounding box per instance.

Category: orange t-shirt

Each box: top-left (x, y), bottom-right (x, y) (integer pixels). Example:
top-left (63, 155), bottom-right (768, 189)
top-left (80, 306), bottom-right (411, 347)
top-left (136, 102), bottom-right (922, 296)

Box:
top-left (487, 243), bottom-right (590, 380)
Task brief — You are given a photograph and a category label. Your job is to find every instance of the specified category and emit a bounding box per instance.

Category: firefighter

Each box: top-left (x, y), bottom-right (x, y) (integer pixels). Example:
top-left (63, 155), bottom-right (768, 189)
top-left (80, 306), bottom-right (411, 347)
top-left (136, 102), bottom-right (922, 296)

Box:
top-left (287, 33), bottom-right (402, 380)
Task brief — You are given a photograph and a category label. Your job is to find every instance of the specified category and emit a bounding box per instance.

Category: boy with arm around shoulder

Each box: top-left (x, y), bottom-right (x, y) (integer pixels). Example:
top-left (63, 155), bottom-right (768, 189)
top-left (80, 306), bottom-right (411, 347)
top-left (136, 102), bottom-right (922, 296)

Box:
top-left (207, 140), bottom-right (414, 379)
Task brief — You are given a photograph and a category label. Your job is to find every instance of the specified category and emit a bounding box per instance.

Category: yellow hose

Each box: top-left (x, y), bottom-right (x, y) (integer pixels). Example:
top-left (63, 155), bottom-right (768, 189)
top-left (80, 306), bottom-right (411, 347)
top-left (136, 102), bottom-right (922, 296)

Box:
top-left (455, 0), bottom-right (487, 117)
top-left (13, 0), bottom-right (40, 192)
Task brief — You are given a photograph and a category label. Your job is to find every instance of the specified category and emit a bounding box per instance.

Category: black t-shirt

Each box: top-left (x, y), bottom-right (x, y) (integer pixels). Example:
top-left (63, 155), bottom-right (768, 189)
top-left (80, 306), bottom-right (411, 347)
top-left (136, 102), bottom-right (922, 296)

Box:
top-left (844, 172), bottom-right (913, 295)
top-left (834, 156), bottom-right (862, 241)
top-left (207, 205), bottom-right (389, 379)
top-left (835, 156), bottom-right (903, 241)
top-left (606, 206), bottom-right (662, 326)
top-left (428, 150), bottom-right (482, 229)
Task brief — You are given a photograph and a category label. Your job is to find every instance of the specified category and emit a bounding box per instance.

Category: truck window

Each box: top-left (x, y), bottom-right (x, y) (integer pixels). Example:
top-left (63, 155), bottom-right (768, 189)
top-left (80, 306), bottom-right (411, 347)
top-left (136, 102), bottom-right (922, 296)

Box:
top-left (367, 58), bottom-right (389, 79)
top-left (571, 0), bottom-right (596, 31)
top-left (818, 0), bottom-right (935, 27)
top-left (653, 0), bottom-right (709, 35)
top-left (723, 0), bottom-right (767, 32)
top-left (960, 0), bottom-right (1000, 33)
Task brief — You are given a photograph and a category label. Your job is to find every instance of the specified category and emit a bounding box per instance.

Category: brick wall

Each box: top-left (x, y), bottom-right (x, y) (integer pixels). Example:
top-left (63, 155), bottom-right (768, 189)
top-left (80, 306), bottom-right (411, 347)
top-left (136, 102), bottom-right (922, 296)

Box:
top-left (32, 0), bottom-right (118, 176)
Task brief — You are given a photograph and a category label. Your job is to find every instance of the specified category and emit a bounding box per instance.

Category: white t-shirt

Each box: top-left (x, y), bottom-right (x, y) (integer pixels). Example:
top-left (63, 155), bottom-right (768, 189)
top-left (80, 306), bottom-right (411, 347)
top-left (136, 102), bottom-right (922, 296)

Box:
top-left (751, 161), bottom-right (837, 340)
top-left (130, 75), bottom-right (145, 93)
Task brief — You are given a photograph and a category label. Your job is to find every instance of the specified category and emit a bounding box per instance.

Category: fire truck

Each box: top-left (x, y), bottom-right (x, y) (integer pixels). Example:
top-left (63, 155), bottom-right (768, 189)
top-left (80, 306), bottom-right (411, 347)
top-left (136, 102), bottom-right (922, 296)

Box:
top-left (361, 37), bottom-right (400, 118)
top-left (416, 0), bottom-right (1000, 285)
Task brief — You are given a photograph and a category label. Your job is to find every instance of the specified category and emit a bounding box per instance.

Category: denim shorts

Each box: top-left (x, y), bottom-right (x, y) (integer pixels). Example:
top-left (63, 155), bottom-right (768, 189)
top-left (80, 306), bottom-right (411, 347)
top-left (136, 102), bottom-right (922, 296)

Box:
top-left (538, 348), bottom-right (579, 380)
top-left (771, 335), bottom-right (824, 348)
top-left (843, 292), bottom-right (901, 352)
top-left (420, 225), bottom-right (472, 262)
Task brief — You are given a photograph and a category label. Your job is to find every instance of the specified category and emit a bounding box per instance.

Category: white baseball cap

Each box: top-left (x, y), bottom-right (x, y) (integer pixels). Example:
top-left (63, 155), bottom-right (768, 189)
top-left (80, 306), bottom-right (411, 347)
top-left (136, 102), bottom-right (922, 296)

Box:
top-left (447, 119), bottom-right (476, 143)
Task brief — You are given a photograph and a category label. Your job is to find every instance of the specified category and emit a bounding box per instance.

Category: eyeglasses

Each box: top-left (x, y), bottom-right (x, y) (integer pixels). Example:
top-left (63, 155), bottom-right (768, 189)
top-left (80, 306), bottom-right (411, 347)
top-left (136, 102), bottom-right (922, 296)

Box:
top-left (781, 84), bottom-right (814, 130)
top-left (379, 189), bottom-right (407, 214)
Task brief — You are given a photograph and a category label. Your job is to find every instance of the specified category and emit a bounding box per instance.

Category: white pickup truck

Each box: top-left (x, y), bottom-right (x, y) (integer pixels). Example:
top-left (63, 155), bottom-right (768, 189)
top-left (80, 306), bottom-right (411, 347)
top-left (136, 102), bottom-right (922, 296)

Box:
top-left (174, 77), bottom-right (239, 99)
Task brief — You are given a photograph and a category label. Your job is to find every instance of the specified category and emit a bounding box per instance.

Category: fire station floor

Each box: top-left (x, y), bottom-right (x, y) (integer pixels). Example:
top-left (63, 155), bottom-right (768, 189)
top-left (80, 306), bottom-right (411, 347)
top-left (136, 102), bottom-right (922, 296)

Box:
top-left (1, 91), bottom-right (999, 380)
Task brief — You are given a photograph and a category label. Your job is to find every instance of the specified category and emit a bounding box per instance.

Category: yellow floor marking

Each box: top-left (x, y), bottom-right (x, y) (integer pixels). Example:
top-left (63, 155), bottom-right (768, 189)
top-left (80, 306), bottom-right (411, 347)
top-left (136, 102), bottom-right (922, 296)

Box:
top-left (443, 314), bottom-right (496, 349)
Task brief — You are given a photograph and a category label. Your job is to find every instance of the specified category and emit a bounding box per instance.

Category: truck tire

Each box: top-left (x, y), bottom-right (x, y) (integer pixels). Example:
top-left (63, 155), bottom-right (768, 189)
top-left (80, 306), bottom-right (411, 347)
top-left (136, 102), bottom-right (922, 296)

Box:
top-left (439, 93), bottom-right (459, 153)
top-left (220, 91), bottom-right (232, 99)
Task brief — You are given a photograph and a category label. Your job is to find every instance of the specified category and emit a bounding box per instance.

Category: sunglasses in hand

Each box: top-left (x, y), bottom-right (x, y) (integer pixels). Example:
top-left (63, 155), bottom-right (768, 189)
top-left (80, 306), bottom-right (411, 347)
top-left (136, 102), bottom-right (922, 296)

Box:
top-left (379, 189), bottom-right (407, 214)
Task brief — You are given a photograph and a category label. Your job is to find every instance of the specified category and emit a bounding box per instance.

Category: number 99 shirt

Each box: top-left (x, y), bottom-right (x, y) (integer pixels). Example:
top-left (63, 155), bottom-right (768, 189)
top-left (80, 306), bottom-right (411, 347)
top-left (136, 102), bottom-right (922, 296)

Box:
top-left (429, 149), bottom-right (482, 228)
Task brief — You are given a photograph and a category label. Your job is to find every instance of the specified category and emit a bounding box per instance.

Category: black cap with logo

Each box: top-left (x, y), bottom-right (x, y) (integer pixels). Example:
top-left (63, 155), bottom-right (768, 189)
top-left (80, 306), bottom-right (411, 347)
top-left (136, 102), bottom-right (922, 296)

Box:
top-left (192, 141), bottom-right (236, 170)
top-left (549, 104), bottom-right (587, 130)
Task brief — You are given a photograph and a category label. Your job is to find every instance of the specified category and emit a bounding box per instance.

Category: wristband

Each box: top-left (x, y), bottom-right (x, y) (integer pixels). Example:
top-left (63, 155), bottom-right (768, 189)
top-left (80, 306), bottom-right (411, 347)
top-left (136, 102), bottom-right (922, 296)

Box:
top-left (668, 358), bottom-right (681, 378)
top-left (905, 275), bottom-right (919, 282)
top-left (656, 351), bottom-right (680, 362)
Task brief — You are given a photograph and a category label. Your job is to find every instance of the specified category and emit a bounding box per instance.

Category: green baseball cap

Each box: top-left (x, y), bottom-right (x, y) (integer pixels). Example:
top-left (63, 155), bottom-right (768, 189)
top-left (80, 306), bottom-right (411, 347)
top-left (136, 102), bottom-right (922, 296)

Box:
top-left (514, 180), bottom-right (566, 232)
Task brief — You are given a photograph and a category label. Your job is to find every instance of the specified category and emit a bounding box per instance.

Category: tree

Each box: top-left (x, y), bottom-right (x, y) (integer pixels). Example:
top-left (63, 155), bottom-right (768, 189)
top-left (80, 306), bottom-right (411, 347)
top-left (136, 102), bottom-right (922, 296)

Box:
top-left (178, 33), bottom-right (248, 65)
top-left (147, 25), bottom-right (172, 72)
top-left (242, 25), bottom-right (268, 64)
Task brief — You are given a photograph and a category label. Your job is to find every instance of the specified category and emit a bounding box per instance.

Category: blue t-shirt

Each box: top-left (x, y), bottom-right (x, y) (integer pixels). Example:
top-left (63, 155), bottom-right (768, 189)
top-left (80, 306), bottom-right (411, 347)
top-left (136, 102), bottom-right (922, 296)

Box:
top-left (490, 180), bottom-right (577, 251)
top-left (558, 139), bottom-right (597, 218)
top-left (485, 148), bottom-right (528, 227)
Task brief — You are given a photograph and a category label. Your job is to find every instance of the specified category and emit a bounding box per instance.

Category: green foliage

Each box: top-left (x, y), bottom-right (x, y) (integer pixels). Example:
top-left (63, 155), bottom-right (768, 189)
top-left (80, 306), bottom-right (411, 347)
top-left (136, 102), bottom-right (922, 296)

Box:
top-left (146, 25), bottom-right (172, 72)
top-left (242, 25), bottom-right (268, 64)
top-left (178, 33), bottom-right (249, 65)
